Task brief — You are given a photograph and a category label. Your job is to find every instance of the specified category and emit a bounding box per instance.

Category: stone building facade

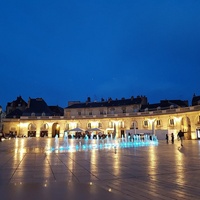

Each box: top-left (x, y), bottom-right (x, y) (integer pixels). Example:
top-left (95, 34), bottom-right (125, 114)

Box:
top-left (2, 95), bottom-right (200, 140)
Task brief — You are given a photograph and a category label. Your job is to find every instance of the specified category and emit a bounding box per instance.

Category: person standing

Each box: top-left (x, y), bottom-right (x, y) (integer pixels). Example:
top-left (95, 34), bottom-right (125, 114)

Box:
top-left (166, 134), bottom-right (169, 143)
top-left (171, 133), bottom-right (174, 144)
top-left (178, 130), bottom-right (184, 146)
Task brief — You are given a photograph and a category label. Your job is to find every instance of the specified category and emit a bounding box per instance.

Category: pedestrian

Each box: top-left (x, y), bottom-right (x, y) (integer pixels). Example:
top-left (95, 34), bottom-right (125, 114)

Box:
top-left (177, 130), bottom-right (184, 146)
top-left (166, 134), bottom-right (169, 143)
top-left (171, 133), bottom-right (174, 144)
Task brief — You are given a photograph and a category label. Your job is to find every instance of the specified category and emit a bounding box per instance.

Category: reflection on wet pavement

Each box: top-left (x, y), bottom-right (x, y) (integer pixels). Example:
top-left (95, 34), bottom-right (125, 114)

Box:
top-left (0, 138), bottom-right (200, 199)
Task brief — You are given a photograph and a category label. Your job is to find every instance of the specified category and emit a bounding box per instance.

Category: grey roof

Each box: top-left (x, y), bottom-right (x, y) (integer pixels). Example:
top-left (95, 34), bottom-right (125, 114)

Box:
top-left (22, 98), bottom-right (53, 116)
top-left (6, 96), bottom-right (27, 107)
top-left (49, 106), bottom-right (64, 116)
top-left (140, 99), bottom-right (188, 111)
top-left (6, 109), bottom-right (23, 118)
top-left (192, 95), bottom-right (200, 106)
top-left (66, 97), bottom-right (143, 109)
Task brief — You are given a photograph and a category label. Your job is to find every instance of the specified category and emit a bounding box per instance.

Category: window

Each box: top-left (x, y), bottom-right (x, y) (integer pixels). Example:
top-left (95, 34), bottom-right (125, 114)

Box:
top-left (156, 120), bottom-right (161, 126)
top-left (157, 106), bottom-right (161, 110)
top-left (87, 123), bottom-right (91, 128)
top-left (170, 105), bottom-right (174, 109)
top-left (78, 111), bottom-right (81, 116)
top-left (42, 112), bottom-right (45, 116)
top-left (119, 121), bottom-right (124, 128)
top-left (109, 122), bottom-right (114, 128)
top-left (31, 112), bottom-right (35, 116)
top-left (110, 108), bottom-right (115, 114)
top-left (98, 123), bottom-right (102, 128)
top-left (122, 107), bottom-right (126, 113)
top-left (143, 120), bottom-right (149, 127)
top-left (100, 110), bottom-right (103, 115)
top-left (132, 122), bottom-right (137, 129)
top-left (66, 123), bottom-right (69, 130)
top-left (169, 119), bottom-right (174, 126)
top-left (89, 111), bottom-right (92, 115)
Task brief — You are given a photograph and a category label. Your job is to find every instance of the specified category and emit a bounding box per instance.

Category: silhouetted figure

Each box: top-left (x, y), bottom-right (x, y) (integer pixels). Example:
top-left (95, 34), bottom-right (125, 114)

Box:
top-left (166, 134), bottom-right (169, 143)
top-left (171, 133), bottom-right (174, 144)
top-left (177, 130), bottom-right (184, 146)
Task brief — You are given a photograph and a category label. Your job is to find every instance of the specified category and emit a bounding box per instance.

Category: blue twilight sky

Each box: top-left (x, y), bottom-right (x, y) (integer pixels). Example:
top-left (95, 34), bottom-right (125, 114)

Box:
top-left (0, 0), bottom-right (200, 110)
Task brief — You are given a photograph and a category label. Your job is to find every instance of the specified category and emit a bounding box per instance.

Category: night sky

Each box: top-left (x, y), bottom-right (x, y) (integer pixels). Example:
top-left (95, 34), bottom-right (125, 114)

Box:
top-left (1, 0), bottom-right (200, 110)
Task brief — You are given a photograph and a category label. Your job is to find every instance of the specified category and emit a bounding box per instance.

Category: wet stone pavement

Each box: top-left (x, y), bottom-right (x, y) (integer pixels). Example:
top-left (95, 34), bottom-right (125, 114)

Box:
top-left (0, 138), bottom-right (200, 199)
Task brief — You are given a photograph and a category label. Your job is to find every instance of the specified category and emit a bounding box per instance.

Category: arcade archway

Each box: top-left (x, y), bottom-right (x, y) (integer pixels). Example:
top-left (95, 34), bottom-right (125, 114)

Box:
top-left (40, 123), bottom-right (49, 137)
top-left (181, 117), bottom-right (191, 140)
top-left (28, 123), bottom-right (36, 137)
top-left (52, 123), bottom-right (60, 138)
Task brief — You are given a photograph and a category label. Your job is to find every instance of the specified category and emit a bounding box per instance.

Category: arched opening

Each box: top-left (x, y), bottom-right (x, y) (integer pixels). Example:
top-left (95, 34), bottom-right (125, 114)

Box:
top-left (40, 123), bottom-right (49, 137)
top-left (52, 123), bottom-right (60, 138)
top-left (28, 123), bottom-right (36, 137)
top-left (181, 117), bottom-right (191, 140)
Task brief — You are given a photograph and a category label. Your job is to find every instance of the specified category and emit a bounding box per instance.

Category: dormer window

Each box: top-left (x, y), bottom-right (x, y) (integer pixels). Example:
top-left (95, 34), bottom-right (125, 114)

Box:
top-left (170, 105), bottom-right (174, 109)
top-left (31, 112), bottom-right (35, 116)
top-left (157, 106), bottom-right (161, 110)
top-left (144, 108), bottom-right (148, 112)
top-left (42, 112), bottom-right (45, 116)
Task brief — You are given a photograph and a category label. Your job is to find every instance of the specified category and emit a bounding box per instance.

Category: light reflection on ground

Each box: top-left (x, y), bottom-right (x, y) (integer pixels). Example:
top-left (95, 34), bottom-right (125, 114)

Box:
top-left (47, 137), bottom-right (159, 153)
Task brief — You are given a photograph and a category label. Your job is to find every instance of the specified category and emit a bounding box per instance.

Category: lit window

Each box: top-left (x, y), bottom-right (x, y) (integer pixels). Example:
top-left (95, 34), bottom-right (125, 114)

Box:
top-left (143, 120), bottom-right (148, 127)
top-left (98, 123), bottom-right (102, 128)
top-left (157, 120), bottom-right (161, 126)
top-left (169, 119), bottom-right (174, 126)
top-left (119, 121), bottom-right (124, 128)
top-left (109, 122), bottom-right (113, 128)
top-left (66, 123), bottom-right (69, 130)
top-left (88, 123), bottom-right (91, 128)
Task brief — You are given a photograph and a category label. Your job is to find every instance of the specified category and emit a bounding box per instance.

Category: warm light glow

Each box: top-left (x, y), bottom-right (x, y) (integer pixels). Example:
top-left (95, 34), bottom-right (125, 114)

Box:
top-left (148, 118), bottom-right (156, 124)
top-left (19, 122), bottom-right (28, 128)
top-left (174, 117), bottom-right (181, 123)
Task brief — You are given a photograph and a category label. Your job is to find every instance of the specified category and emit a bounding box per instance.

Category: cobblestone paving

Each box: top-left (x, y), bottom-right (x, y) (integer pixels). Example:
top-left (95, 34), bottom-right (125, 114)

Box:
top-left (0, 138), bottom-right (200, 199)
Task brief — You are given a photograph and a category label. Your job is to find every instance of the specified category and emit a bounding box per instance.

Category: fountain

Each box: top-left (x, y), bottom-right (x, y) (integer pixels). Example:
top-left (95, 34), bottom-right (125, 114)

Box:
top-left (47, 133), bottom-right (158, 153)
